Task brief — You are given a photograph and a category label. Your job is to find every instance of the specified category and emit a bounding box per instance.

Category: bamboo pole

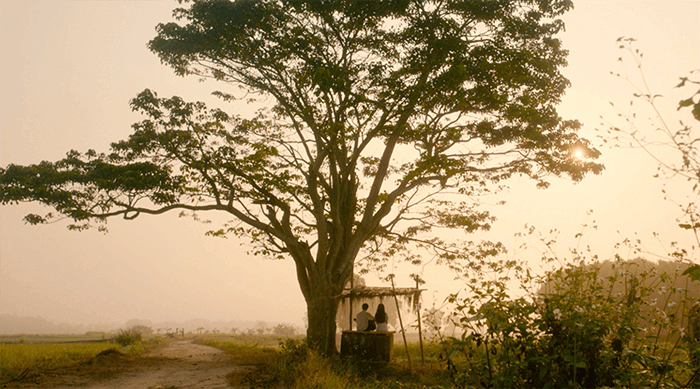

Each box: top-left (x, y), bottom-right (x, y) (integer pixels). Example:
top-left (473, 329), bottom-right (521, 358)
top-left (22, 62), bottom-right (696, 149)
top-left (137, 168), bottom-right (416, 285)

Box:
top-left (391, 276), bottom-right (412, 372)
top-left (349, 276), bottom-right (354, 331)
top-left (415, 279), bottom-right (425, 364)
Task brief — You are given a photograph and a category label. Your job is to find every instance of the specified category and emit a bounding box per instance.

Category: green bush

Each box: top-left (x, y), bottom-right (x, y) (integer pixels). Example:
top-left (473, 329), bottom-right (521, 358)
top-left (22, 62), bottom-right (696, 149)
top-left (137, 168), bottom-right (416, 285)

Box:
top-left (114, 327), bottom-right (142, 347)
top-left (438, 252), bottom-right (699, 389)
top-left (273, 323), bottom-right (298, 337)
top-left (279, 338), bottom-right (309, 366)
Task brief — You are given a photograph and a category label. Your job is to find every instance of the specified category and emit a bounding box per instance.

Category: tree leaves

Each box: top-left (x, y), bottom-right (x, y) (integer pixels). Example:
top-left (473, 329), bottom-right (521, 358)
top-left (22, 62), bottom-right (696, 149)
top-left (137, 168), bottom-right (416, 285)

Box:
top-left (681, 264), bottom-right (700, 281)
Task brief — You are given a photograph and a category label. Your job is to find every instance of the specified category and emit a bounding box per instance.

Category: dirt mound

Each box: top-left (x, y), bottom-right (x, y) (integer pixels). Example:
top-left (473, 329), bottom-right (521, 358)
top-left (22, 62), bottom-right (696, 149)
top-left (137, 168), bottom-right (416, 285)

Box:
top-left (84, 348), bottom-right (132, 369)
top-left (95, 348), bottom-right (123, 358)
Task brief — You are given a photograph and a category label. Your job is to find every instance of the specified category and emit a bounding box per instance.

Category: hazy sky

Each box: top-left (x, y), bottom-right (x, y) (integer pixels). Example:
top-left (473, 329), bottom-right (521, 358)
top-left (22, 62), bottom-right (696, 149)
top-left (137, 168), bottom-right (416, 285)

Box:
top-left (1, 0), bottom-right (698, 329)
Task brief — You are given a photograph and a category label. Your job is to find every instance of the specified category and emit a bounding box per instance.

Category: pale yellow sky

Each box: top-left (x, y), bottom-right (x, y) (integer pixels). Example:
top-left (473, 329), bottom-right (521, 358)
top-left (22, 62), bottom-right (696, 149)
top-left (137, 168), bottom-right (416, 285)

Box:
top-left (1, 0), bottom-right (698, 329)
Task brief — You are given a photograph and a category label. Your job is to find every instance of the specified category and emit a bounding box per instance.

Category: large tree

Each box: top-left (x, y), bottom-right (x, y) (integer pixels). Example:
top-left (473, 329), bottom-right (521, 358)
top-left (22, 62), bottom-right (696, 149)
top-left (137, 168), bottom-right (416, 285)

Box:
top-left (0, 0), bottom-right (602, 354)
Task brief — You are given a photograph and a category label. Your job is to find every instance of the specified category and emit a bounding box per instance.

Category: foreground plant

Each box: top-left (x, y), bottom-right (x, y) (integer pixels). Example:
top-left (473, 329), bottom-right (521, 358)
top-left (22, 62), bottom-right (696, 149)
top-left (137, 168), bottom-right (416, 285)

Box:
top-left (437, 227), bottom-right (699, 389)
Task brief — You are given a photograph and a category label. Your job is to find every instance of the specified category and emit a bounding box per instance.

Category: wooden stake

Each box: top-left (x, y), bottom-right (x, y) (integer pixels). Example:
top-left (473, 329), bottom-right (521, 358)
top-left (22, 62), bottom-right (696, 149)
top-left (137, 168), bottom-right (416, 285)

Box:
top-left (391, 276), bottom-right (412, 372)
top-left (349, 276), bottom-right (354, 331)
top-left (416, 279), bottom-right (425, 364)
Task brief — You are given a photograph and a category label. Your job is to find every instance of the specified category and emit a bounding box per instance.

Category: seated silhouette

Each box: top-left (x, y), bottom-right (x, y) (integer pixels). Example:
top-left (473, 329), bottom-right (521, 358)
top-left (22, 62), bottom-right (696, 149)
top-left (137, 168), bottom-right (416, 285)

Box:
top-left (375, 303), bottom-right (389, 331)
top-left (356, 303), bottom-right (376, 331)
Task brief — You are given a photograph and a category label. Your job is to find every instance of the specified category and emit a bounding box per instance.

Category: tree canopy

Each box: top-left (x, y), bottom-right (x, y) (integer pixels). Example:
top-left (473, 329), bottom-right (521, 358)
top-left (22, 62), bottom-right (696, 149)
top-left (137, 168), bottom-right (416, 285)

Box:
top-left (0, 0), bottom-right (602, 354)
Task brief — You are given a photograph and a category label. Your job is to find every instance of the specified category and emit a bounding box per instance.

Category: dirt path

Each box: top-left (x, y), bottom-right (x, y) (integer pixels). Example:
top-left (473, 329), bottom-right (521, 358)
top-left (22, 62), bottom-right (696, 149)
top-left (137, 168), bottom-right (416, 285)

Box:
top-left (5, 340), bottom-right (251, 389)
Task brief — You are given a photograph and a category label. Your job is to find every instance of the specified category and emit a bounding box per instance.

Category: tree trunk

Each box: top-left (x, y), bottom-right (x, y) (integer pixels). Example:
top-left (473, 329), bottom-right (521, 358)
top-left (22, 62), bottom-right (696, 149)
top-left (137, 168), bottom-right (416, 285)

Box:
top-left (306, 290), bottom-right (341, 356)
top-left (290, 240), bottom-right (355, 356)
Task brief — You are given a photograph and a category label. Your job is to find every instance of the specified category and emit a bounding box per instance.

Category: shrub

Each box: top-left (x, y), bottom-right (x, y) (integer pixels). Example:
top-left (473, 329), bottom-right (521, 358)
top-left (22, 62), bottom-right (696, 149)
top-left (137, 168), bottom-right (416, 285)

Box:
top-left (438, 251), bottom-right (699, 389)
top-left (114, 326), bottom-right (142, 347)
top-left (279, 338), bottom-right (310, 370)
top-left (129, 324), bottom-right (153, 335)
top-left (243, 338), bottom-right (360, 388)
top-left (273, 323), bottom-right (298, 337)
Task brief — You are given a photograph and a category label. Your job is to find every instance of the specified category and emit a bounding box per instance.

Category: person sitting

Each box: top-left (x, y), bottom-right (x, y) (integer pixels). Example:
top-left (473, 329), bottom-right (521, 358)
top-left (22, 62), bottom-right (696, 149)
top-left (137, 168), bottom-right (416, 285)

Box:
top-left (375, 303), bottom-right (389, 331)
top-left (356, 303), bottom-right (375, 331)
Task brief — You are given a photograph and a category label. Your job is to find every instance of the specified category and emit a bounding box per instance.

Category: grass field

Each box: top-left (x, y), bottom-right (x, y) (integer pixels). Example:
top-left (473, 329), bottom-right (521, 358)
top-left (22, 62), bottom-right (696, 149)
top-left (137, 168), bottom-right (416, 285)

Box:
top-left (0, 341), bottom-right (118, 383)
top-left (0, 332), bottom-right (164, 384)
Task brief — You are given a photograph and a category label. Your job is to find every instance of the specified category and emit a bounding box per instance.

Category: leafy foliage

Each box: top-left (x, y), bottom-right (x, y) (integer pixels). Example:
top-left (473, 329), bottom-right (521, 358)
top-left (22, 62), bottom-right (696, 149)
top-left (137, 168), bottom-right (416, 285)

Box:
top-left (114, 327), bottom-right (143, 347)
top-left (272, 323), bottom-right (298, 337)
top-left (438, 233), bottom-right (699, 389)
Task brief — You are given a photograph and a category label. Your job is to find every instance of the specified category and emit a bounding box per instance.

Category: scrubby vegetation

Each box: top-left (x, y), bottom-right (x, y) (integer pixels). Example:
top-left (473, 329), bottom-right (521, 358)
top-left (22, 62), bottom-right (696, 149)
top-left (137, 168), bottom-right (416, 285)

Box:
top-left (250, 338), bottom-right (472, 388)
top-left (255, 339), bottom-right (360, 388)
top-left (437, 249), bottom-right (699, 389)
top-left (114, 326), bottom-right (142, 347)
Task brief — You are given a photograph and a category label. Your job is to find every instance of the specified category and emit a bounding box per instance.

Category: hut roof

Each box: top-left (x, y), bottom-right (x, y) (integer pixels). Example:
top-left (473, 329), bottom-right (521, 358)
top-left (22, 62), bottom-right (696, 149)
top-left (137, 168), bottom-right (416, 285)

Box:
top-left (340, 286), bottom-right (424, 299)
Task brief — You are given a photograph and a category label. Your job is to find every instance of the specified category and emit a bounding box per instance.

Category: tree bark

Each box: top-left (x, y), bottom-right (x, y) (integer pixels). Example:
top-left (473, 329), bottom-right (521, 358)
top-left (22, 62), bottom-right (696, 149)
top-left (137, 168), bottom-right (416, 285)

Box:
top-left (306, 290), bottom-right (341, 356)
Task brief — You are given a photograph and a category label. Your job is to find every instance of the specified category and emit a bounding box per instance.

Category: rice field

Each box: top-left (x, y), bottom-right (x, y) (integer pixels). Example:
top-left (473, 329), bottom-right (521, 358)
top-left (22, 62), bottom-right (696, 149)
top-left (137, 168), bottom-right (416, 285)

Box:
top-left (0, 341), bottom-right (118, 383)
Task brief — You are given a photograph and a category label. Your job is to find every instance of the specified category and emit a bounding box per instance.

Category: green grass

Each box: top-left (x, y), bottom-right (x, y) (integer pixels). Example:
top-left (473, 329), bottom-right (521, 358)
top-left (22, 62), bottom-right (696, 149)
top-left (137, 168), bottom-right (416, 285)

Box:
top-left (267, 346), bottom-right (449, 388)
top-left (0, 342), bottom-right (118, 383)
top-left (392, 340), bottom-right (443, 366)
top-left (196, 333), bottom-right (304, 348)
top-left (195, 337), bottom-right (279, 365)
top-left (350, 341), bottom-right (452, 389)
